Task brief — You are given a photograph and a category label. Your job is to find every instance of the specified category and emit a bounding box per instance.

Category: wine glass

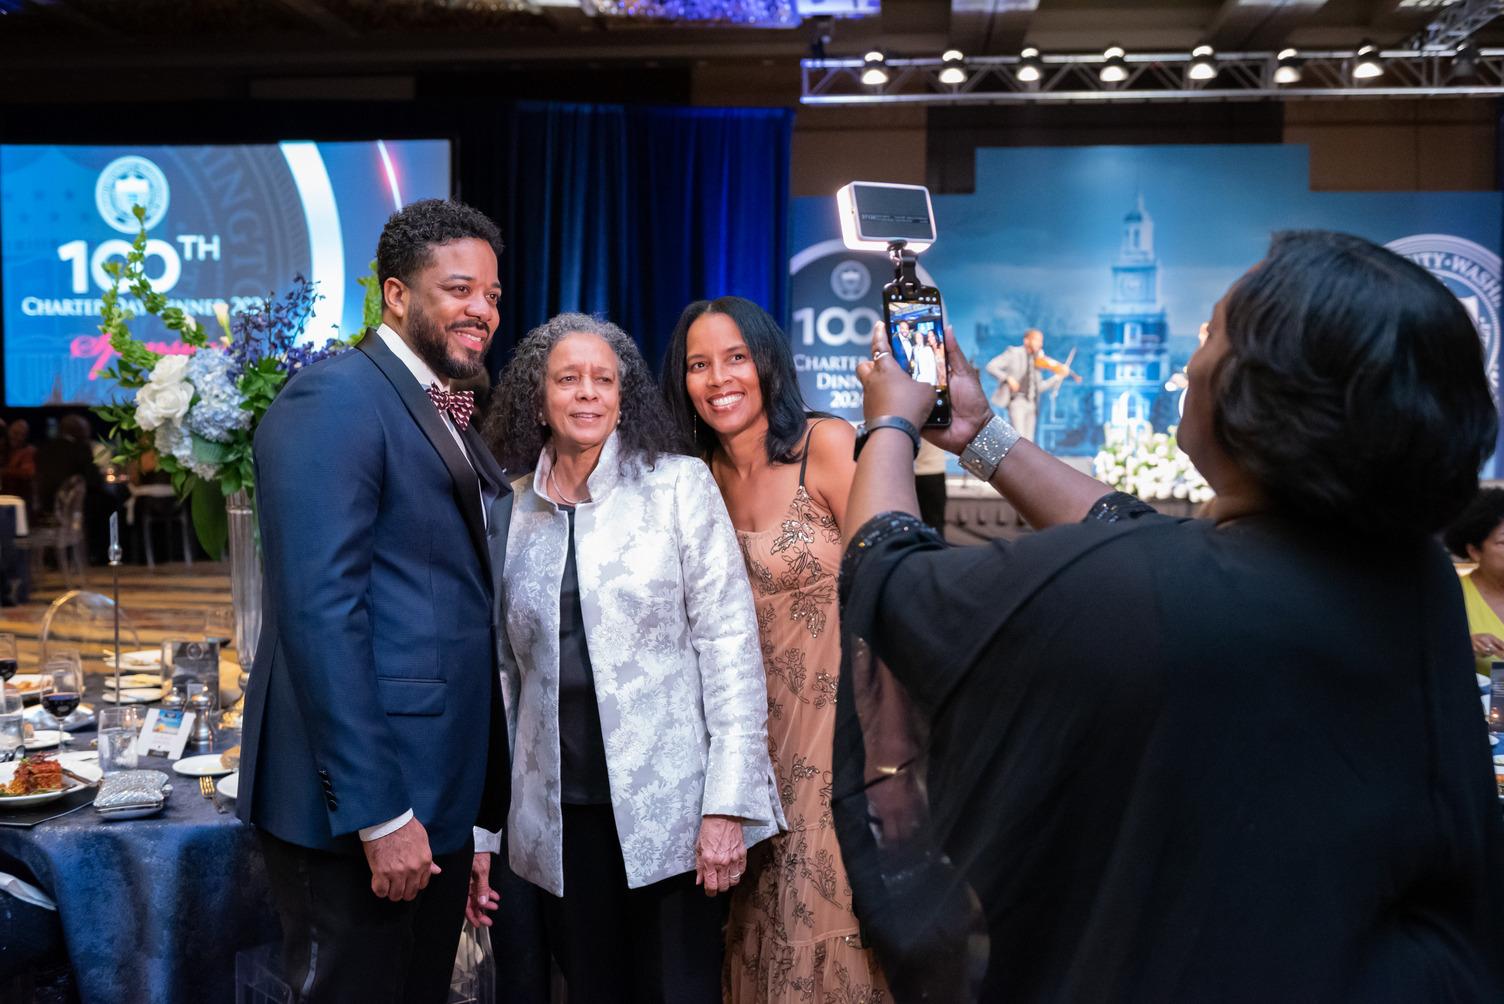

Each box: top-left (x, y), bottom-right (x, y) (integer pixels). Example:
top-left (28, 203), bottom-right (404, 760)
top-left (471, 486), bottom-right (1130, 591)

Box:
top-left (40, 659), bottom-right (83, 748)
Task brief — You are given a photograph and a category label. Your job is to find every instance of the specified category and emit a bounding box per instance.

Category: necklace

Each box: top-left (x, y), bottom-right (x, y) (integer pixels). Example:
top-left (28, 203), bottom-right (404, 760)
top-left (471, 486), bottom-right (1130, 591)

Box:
top-left (548, 467), bottom-right (591, 506)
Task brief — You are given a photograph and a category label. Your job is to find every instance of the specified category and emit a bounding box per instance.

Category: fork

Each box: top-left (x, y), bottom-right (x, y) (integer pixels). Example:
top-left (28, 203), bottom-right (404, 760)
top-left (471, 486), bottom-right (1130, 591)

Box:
top-left (199, 775), bottom-right (227, 813)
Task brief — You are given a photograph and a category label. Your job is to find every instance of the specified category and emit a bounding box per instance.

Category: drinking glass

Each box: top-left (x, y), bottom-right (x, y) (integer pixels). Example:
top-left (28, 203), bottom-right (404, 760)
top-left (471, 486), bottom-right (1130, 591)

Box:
top-left (204, 607), bottom-right (234, 651)
top-left (0, 688), bottom-right (23, 761)
top-left (97, 706), bottom-right (142, 773)
top-left (40, 660), bottom-right (83, 748)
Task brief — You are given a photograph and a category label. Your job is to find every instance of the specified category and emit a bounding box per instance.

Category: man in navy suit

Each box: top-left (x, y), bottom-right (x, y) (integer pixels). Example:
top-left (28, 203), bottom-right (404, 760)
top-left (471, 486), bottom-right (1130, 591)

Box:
top-left (237, 199), bottom-right (511, 1003)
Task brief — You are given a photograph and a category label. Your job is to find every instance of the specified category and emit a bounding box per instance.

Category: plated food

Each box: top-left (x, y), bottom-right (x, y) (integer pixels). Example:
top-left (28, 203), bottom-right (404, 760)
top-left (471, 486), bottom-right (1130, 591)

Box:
top-left (2, 753), bottom-right (63, 796)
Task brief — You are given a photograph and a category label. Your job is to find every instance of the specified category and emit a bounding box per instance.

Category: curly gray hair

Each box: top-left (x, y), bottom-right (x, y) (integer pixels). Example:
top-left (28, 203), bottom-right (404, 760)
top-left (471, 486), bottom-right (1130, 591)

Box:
top-left (482, 312), bottom-right (688, 475)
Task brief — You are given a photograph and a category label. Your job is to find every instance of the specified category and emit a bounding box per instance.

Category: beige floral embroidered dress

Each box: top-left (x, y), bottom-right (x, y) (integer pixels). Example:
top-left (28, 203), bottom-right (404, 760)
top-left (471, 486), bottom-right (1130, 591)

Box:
top-left (724, 425), bottom-right (888, 1003)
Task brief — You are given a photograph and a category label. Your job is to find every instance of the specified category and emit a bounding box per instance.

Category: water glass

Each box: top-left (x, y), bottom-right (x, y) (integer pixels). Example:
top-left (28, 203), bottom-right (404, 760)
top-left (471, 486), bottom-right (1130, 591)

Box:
top-left (97, 706), bottom-right (142, 774)
top-left (0, 712), bottom-right (21, 762)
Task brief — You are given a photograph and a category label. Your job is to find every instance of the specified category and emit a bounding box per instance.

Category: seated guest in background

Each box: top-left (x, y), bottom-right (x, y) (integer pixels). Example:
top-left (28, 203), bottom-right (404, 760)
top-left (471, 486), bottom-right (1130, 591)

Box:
top-left (661, 296), bottom-right (889, 1003)
top-left (483, 313), bottom-right (784, 1002)
top-left (2, 420), bottom-right (35, 508)
top-left (1445, 487), bottom-right (1504, 678)
top-left (833, 231), bottom-right (1504, 1001)
top-left (238, 199), bottom-right (511, 1003)
top-left (35, 414), bottom-right (107, 560)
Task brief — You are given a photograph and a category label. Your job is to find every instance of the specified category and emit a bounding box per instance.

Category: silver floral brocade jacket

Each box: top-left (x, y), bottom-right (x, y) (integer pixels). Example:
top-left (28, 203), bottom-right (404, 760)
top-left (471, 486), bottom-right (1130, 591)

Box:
top-left (501, 432), bottom-right (785, 896)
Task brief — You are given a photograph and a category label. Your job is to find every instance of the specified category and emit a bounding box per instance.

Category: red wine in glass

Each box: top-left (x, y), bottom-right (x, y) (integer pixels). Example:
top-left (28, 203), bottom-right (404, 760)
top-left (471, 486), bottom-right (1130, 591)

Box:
top-left (0, 659), bottom-right (17, 683)
top-left (42, 692), bottom-right (80, 720)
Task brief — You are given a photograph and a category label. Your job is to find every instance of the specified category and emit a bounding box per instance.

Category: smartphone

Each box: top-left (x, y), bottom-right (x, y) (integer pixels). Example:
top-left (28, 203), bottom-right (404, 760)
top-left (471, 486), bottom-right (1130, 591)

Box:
top-left (882, 283), bottom-right (950, 427)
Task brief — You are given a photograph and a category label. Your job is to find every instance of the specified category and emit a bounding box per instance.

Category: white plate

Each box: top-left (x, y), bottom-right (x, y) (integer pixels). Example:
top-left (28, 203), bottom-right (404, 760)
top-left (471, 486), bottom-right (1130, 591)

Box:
top-left (6, 675), bottom-right (45, 702)
top-left (100, 650), bottom-right (162, 670)
top-left (217, 772), bottom-right (239, 799)
top-left (0, 757), bottom-right (101, 808)
top-left (23, 730), bottom-right (61, 751)
top-left (99, 688), bottom-right (166, 705)
top-left (103, 673), bottom-right (164, 690)
top-left (172, 754), bottom-right (234, 778)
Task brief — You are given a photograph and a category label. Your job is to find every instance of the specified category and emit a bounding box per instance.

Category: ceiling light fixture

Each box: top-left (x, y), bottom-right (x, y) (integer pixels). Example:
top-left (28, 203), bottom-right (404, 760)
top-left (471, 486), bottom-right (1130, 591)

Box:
top-left (861, 50), bottom-right (889, 87)
top-left (939, 49), bottom-right (967, 86)
top-left (1017, 46), bottom-right (1043, 83)
top-left (1273, 47), bottom-right (1303, 85)
top-left (1187, 45), bottom-right (1218, 81)
top-left (1452, 40), bottom-right (1480, 81)
top-left (1352, 40), bottom-right (1385, 81)
top-left (1100, 45), bottom-right (1128, 84)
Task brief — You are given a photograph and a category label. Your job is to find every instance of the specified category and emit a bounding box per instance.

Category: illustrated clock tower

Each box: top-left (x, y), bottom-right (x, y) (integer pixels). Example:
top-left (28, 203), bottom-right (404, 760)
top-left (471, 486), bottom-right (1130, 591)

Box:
top-left (1094, 194), bottom-right (1172, 442)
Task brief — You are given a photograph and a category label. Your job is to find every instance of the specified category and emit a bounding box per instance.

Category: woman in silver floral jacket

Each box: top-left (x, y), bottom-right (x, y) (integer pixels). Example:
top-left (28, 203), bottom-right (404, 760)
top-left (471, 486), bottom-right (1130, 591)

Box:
top-left (481, 313), bottom-right (785, 1001)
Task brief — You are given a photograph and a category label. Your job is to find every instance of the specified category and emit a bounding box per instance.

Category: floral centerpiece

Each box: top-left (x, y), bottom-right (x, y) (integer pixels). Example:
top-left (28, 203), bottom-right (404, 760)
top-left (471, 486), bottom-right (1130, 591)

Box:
top-left (1092, 426), bottom-right (1214, 505)
top-left (94, 205), bottom-right (376, 556)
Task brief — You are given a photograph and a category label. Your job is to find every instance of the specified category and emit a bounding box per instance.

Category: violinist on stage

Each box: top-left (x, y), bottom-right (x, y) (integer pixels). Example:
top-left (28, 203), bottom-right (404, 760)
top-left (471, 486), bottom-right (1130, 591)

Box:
top-left (984, 327), bottom-right (1082, 442)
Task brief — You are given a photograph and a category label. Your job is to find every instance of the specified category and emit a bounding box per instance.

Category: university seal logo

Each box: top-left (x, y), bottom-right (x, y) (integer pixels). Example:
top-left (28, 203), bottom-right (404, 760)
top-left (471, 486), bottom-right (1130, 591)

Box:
top-left (1386, 234), bottom-right (1500, 390)
top-left (830, 259), bottom-right (871, 302)
top-left (95, 155), bottom-right (170, 234)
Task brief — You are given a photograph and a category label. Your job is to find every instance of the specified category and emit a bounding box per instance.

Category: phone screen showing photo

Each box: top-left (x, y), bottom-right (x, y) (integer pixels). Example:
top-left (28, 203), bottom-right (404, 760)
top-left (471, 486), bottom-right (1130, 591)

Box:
top-left (883, 287), bottom-right (950, 426)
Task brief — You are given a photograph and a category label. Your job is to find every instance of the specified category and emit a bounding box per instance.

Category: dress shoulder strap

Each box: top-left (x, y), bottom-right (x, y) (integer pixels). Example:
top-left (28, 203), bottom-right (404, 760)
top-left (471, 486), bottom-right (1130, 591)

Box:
top-left (797, 419), bottom-right (827, 488)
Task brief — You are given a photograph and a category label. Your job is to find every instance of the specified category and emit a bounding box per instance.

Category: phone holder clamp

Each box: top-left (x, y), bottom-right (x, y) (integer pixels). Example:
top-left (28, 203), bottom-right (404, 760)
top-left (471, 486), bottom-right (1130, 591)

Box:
top-left (886, 240), bottom-right (924, 297)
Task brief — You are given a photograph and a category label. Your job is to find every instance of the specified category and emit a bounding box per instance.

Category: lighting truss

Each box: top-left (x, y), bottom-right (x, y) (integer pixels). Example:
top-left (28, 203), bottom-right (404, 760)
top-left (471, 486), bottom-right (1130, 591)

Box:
top-left (800, 48), bottom-right (1504, 104)
top-left (1415, 0), bottom-right (1504, 50)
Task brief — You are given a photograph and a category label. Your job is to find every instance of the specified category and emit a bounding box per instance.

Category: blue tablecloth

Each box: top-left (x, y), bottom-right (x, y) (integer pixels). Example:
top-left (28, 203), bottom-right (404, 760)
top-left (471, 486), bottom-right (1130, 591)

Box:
top-left (0, 693), bottom-right (278, 1003)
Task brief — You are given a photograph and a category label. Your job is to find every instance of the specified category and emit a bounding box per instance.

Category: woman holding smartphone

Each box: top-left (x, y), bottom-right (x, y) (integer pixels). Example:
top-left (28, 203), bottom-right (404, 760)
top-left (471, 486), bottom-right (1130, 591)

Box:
top-left (663, 297), bottom-right (888, 1003)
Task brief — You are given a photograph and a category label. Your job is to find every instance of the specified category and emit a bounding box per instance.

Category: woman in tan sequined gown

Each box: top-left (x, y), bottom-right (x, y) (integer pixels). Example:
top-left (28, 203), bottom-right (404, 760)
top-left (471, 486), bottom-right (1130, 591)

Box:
top-left (664, 297), bottom-right (889, 1004)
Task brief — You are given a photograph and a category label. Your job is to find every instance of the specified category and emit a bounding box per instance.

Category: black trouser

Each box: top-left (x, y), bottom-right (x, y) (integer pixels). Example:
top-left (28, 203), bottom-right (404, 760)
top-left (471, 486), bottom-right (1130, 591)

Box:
top-left (541, 803), bottom-right (727, 1004)
top-left (258, 830), bottom-right (473, 1004)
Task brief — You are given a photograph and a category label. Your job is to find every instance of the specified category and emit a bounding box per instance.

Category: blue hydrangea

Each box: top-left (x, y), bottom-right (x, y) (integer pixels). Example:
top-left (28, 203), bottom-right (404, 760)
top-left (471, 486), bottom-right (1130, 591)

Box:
top-left (154, 421), bottom-right (220, 481)
top-left (185, 349), bottom-right (250, 444)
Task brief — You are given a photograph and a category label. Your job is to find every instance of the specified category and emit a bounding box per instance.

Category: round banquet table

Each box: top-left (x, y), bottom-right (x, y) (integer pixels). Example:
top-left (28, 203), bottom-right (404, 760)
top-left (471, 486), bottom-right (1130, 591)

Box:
top-left (0, 676), bottom-right (279, 1004)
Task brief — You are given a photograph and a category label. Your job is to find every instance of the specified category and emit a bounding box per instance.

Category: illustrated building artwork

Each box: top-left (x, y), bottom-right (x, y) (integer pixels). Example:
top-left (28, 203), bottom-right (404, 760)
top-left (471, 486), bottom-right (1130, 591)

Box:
top-left (1093, 194), bottom-right (1173, 442)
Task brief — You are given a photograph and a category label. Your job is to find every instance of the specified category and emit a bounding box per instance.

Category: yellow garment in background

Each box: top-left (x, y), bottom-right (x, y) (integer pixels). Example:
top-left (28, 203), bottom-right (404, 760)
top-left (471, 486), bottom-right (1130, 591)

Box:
top-left (1460, 572), bottom-right (1504, 678)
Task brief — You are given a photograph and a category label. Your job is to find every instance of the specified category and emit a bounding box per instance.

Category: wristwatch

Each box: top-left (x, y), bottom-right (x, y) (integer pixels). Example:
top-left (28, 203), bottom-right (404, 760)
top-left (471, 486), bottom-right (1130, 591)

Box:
top-left (959, 413), bottom-right (1021, 482)
top-left (853, 415), bottom-right (921, 460)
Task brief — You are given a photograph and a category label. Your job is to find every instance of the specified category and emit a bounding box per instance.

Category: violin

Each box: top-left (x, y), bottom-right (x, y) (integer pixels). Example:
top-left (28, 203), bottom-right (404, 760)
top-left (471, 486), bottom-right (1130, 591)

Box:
top-left (1033, 352), bottom-right (1084, 383)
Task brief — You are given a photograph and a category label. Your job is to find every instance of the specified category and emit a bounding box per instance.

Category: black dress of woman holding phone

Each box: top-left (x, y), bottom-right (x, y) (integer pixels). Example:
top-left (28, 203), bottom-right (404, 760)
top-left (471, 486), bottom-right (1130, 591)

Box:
top-left (832, 230), bottom-right (1504, 1002)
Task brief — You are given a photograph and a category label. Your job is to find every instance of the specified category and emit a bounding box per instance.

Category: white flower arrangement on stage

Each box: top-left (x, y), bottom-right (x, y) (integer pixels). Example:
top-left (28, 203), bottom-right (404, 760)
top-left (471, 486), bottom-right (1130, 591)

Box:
top-left (1092, 427), bottom-right (1214, 504)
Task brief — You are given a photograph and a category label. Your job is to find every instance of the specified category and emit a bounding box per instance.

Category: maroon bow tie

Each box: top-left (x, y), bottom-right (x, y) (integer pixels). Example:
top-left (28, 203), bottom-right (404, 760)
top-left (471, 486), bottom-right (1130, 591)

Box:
top-left (426, 385), bottom-right (475, 428)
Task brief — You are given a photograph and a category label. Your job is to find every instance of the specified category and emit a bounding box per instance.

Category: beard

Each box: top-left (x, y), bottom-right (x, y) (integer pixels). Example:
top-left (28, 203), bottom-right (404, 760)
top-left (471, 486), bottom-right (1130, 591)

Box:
top-left (407, 301), bottom-right (490, 381)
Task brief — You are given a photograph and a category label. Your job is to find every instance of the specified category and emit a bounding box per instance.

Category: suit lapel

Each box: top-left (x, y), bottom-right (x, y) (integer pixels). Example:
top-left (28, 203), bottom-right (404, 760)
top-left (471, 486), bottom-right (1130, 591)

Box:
top-left (358, 333), bottom-right (490, 573)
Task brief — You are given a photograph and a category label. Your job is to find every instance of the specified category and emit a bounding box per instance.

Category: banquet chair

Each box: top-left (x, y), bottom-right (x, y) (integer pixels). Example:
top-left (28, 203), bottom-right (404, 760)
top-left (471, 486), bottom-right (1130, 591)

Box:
top-left (24, 475), bottom-right (86, 586)
top-left (39, 589), bottom-right (141, 669)
top-left (134, 491), bottom-right (193, 570)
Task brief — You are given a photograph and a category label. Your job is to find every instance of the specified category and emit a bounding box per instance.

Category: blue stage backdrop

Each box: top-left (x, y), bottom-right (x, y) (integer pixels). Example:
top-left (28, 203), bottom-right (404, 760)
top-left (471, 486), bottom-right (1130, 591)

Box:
top-left (790, 144), bottom-right (1503, 474)
top-left (0, 140), bottom-right (451, 406)
top-left (494, 102), bottom-right (793, 373)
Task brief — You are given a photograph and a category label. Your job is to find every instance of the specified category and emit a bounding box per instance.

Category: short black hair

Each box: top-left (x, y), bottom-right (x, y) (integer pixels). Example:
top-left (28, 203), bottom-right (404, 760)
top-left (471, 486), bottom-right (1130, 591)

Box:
top-left (661, 296), bottom-right (824, 465)
top-left (376, 199), bottom-right (504, 288)
top-left (1444, 488), bottom-right (1504, 559)
top-left (1213, 230), bottom-right (1497, 537)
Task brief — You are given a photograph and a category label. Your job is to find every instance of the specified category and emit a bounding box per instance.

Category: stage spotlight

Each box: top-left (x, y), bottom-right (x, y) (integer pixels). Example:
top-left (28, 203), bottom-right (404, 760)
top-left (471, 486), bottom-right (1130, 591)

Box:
top-left (1017, 46), bottom-right (1043, 83)
top-left (1352, 41), bottom-right (1384, 81)
top-left (1452, 40), bottom-right (1480, 82)
top-left (861, 51), bottom-right (889, 87)
top-left (1187, 45), bottom-right (1217, 82)
top-left (1274, 48), bottom-right (1303, 85)
top-left (1100, 45), bottom-right (1128, 84)
top-left (939, 49), bottom-right (968, 86)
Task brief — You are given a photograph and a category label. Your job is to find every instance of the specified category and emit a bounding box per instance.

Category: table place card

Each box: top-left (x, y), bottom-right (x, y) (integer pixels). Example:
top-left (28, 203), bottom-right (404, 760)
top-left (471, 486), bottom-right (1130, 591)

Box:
top-left (136, 707), bottom-right (194, 761)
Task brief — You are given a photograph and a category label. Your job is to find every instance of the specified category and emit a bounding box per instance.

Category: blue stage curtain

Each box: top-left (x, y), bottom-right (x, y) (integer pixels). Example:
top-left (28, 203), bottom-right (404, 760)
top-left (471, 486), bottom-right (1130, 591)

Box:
top-left (492, 101), bottom-right (793, 372)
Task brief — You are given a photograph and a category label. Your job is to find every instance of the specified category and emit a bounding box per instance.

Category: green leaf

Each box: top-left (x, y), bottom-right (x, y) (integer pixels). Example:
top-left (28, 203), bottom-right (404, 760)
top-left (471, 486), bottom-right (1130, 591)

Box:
top-left (190, 433), bottom-right (232, 465)
top-left (189, 479), bottom-right (228, 560)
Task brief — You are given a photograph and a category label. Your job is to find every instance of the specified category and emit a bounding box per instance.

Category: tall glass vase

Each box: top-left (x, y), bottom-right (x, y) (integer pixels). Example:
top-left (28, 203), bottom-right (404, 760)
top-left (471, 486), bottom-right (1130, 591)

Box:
top-left (221, 489), bottom-right (261, 727)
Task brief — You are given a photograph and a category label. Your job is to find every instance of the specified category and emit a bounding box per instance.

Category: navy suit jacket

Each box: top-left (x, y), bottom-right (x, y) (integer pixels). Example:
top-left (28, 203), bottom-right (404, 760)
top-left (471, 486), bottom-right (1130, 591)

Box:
top-left (236, 333), bottom-right (511, 855)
